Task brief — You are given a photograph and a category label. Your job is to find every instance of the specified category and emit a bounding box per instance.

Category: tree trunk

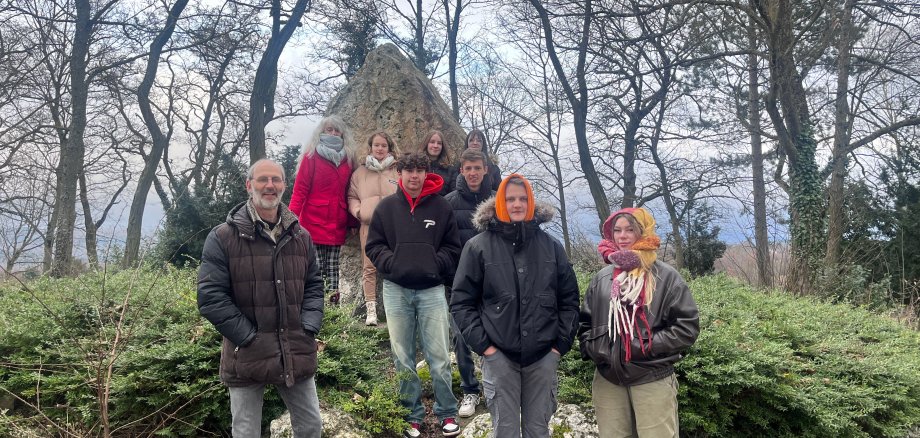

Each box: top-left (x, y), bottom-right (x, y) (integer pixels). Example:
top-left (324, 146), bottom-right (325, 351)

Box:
top-left (757, 0), bottom-right (825, 294)
top-left (621, 114), bottom-right (641, 208)
top-left (249, 0), bottom-right (311, 164)
top-left (192, 48), bottom-right (235, 190)
top-left (648, 98), bottom-right (682, 268)
top-left (414, 0), bottom-right (427, 72)
top-left (444, 0), bottom-right (461, 121)
top-left (79, 173), bottom-right (98, 270)
top-left (43, 190), bottom-right (58, 273)
top-left (747, 19), bottom-right (773, 288)
top-left (824, 0), bottom-right (855, 271)
top-left (51, 0), bottom-right (91, 277)
top-left (124, 0), bottom-right (189, 267)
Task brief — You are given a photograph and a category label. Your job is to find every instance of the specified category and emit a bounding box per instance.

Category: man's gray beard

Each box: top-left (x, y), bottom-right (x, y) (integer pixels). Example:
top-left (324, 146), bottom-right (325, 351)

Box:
top-left (255, 198), bottom-right (280, 210)
top-left (251, 189), bottom-right (283, 210)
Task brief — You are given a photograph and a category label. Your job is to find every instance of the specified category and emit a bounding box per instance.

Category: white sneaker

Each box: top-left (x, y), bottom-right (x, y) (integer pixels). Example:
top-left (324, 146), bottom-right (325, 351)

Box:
top-left (403, 422), bottom-right (421, 438)
top-left (365, 301), bottom-right (378, 326)
top-left (458, 393), bottom-right (480, 418)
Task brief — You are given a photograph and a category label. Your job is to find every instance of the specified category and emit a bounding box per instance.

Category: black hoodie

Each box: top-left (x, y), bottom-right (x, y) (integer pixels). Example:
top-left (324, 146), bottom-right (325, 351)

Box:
top-left (365, 173), bottom-right (462, 290)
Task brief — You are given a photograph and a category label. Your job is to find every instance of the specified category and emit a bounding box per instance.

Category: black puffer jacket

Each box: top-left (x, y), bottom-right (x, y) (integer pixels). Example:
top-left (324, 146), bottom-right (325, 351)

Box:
top-left (197, 202), bottom-right (325, 387)
top-left (578, 262), bottom-right (699, 386)
top-left (450, 198), bottom-right (580, 366)
top-left (444, 176), bottom-right (494, 246)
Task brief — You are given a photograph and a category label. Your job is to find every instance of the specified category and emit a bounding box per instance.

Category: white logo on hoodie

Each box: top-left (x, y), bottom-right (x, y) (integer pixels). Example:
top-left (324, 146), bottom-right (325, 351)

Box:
top-left (424, 219), bottom-right (436, 228)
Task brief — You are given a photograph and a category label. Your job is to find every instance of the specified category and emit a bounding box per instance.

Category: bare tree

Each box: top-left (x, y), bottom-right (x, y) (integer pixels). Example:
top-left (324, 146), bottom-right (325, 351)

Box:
top-left (823, 1), bottom-right (920, 272)
top-left (466, 36), bottom-right (577, 253)
top-left (48, 0), bottom-right (93, 276)
top-left (526, 0), bottom-right (611, 226)
top-left (249, 0), bottom-right (312, 163)
top-left (123, 0), bottom-right (190, 267)
top-left (442, 0), bottom-right (471, 120)
top-left (743, 18), bottom-right (774, 288)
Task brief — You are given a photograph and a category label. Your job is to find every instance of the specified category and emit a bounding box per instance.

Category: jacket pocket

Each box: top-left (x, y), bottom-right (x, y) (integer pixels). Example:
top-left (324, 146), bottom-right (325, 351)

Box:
top-left (535, 294), bottom-right (559, 343)
top-left (389, 243), bottom-right (440, 284)
top-left (291, 330), bottom-right (318, 380)
top-left (233, 333), bottom-right (282, 383)
top-left (483, 294), bottom-right (514, 317)
top-left (304, 199), bottom-right (330, 225)
top-left (581, 326), bottom-right (616, 366)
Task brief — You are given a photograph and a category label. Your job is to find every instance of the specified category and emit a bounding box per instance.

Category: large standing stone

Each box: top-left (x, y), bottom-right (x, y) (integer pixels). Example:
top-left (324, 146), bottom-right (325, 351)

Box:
top-left (325, 43), bottom-right (466, 156)
top-left (327, 43), bottom-right (467, 306)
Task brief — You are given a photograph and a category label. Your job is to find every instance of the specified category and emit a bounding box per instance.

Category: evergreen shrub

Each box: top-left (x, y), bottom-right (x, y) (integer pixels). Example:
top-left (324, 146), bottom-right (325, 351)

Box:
top-left (0, 267), bottom-right (406, 436)
top-left (3, 269), bottom-right (919, 437)
top-left (0, 267), bottom-right (234, 436)
top-left (676, 274), bottom-right (920, 437)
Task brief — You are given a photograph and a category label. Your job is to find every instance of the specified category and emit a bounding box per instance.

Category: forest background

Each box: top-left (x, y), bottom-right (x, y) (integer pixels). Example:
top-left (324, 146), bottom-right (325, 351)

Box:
top-left (1, 0), bottom-right (920, 436)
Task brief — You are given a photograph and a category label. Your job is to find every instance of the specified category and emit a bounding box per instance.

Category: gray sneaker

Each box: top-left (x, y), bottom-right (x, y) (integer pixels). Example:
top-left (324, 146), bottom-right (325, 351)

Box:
top-left (458, 393), bottom-right (480, 418)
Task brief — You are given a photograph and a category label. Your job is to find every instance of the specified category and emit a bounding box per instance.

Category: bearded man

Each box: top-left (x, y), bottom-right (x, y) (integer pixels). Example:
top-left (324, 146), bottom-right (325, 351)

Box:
top-left (198, 158), bottom-right (325, 437)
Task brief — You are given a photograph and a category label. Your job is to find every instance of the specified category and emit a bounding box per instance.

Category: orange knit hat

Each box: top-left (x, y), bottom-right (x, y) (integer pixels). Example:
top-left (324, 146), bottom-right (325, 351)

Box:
top-left (495, 173), bottom-right (535, 222)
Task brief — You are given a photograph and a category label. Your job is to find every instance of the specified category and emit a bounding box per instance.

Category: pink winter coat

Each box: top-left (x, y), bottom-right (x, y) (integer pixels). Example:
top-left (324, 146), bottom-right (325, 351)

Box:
top-left (288, 153), bottom-right (353, 246)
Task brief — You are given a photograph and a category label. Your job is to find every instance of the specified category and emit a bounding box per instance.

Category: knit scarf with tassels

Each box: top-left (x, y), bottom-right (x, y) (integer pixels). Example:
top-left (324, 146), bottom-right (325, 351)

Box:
top-left (600, 233), bottom-right (661, 362)
top-left (608, 250), bottom-right (650, 362)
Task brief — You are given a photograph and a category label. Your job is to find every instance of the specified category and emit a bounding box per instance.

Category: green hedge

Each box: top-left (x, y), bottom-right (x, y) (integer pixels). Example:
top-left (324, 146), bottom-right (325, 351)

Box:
top-left (677, 274), bottom-right (920, 437)
top-left (1, 269), bottom-right (918, 437)
top-left (0, 267), bottom-right (406, 436)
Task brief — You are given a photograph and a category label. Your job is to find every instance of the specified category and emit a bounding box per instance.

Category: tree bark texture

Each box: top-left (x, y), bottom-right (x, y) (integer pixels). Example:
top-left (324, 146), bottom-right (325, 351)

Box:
top-left (444, 0), bottom-right (462, 121)
top-left (757, 0), bottom-right (825, 293)
top-left (747, 18), bottom-right (773, 288)
top-left (824, 0), bottom-right (855, 272)
top-left (621, 113), bottom-right (640, 209)
top-left (249, 0), bottom-right (311, 164)
top-left (123, 0), bottom-right (189, 267)
top-left (413, 0), bottom-right (427, 73)
top-left (79, 172), bottom-right (98, 270)
top-left (51, 0), bottom-right (91, 277)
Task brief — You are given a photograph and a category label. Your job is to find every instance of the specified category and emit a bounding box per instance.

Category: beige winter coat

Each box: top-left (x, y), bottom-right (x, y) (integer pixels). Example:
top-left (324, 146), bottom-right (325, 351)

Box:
top-left (347, 162), bottom-right (399, 225)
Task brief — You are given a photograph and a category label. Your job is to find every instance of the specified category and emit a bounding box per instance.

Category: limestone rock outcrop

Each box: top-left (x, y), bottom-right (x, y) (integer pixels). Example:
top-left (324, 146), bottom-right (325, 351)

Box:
top-left (270, 406), bottom-right (370, 438)
top-left (458, 403), bottom-right (600, 438)
top-left (326, 43), bottom-right (466, 156)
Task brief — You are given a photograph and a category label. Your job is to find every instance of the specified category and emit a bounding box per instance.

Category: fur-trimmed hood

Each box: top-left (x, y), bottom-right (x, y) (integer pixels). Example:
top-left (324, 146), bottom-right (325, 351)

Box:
top-left (472, 197), bottom-right (556, 232)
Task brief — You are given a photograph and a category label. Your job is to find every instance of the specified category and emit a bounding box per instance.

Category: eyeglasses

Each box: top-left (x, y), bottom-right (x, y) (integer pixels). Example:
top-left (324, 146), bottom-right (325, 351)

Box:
top-left (253, 176), bottom-right (284, 185)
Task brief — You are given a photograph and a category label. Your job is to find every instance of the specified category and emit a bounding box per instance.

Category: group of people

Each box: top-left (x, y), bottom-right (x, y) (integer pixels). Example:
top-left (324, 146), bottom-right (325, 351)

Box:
top-left (196, 115), bottom-right (701, 438)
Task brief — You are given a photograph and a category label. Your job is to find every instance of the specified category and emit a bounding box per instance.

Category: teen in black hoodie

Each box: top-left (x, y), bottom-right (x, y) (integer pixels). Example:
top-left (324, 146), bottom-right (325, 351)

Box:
top-left (365, 152), bottom-right (463, 437)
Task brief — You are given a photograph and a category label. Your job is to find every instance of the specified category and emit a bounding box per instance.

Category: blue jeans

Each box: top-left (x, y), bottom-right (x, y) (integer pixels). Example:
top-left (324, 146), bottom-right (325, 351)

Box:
top-left (382, 280), bottom-right (459, 422)
top-left (228, 377), bottom-right (322, 438)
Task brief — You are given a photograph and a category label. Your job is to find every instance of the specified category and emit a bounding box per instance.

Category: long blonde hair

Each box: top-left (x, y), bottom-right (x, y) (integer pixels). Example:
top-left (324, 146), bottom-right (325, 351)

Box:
top-left (300, 115), bottom-right (358, 167)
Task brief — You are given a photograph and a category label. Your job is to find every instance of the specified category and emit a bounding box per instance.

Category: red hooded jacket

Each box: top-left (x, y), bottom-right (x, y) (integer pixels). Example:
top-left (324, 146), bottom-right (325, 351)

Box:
top-left (288, 153), bottom-right (353, 246)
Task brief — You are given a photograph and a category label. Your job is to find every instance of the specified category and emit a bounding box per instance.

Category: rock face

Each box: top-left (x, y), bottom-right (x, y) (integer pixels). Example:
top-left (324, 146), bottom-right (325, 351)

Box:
top-left (326, 43), bottom-right (466, 157)
top-left (270, 406), bottom-right (370, 438)
top-left (328, 43), bottom-right (466, 307)
top-left (458, 404), bottom-right (599, 438)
